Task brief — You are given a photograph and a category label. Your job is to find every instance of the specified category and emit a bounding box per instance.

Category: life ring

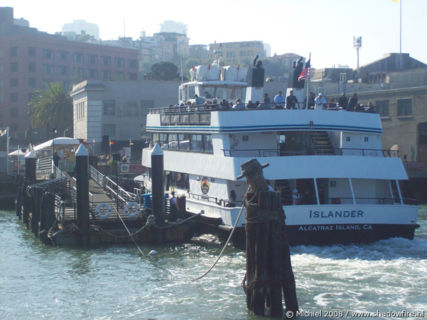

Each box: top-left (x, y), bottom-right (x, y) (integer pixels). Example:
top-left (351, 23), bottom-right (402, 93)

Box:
top-left (96, 203), bottom-right (112, 219)
top-left (124, 202), bottom-right (140, 218)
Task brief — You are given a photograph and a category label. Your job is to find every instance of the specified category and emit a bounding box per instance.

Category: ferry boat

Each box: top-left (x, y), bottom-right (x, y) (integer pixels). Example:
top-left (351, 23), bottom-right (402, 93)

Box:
top-left (137, 61), bottom-right (419, 246)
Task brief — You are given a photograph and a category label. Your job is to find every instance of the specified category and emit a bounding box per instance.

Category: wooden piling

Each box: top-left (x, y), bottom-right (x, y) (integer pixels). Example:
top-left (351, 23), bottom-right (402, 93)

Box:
top-left (75, 143), bottom-right (90, 247)
top-left (151, 144), bottom-right (165, 227)
top-left (239, 159), bottom-right (298, 318)
top-left (39, 192), bottom-right (55, 244)
top-left (31, 187), bottom-right (42, 236)
top-left (23, 151), bottom-right (36, 229)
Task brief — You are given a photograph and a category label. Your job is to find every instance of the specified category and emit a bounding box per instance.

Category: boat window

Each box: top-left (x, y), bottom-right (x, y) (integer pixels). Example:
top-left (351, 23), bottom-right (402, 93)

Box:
top-left (152, 133), bottom-right (159, 146)
top-left (188, 85), bottom-right (195, 101)
top-left (201, 86), bottom-right (215, 99)
top-left (204, 135), bottom-right (213, 153)
top-left (316, 179), bottom-right (330, 204)
top-left (233, 87), bottom-right (246, 100)
top-left (390, 180), bottom-right (401, 203)
top-left (214, 87), bottom-right (229, 100)
top-left (178, 134), bottom-right (190, 151)
top-left (159, 133), bottom-right (168, 149)
top-left (191, 134), bottom-right (203, 151)
top-left (317, 178), bottom-right (353, 204)
top-left (352, 179), bottom-right (392, 204)
top-left (179, 88), bottom-right (183, 102)
top-left (295, 179), bottom-right (316, 205)
top-left (168, 133), bottom-right (178, 150)
top-left (166, 171), bottom-right (189, 191)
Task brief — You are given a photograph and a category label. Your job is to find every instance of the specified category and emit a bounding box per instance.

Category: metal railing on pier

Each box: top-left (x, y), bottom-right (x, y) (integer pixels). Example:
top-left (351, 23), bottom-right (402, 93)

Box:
top-left (89, 165), bottom-right (137, 204)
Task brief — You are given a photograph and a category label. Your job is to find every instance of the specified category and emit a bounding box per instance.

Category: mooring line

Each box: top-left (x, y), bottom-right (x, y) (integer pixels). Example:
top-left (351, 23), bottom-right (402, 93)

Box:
top-left (192, 202), bottom-right (246, 281)
top-left (115, 209), bottom-right (147, 257)
top-left (114, 209), bottom-right (173, 276)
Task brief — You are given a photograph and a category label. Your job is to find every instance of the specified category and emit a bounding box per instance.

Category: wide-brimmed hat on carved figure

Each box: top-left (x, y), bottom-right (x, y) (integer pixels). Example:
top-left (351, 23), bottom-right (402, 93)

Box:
top-left (237, 158), bottom-right (269, 180)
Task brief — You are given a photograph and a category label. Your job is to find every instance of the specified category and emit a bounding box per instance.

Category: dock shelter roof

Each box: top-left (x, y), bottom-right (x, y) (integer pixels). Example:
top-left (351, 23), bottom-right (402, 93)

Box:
top-left (8, 149), bottom-right (27, 156)
top-left (33, 137), bottom-right (80, 151)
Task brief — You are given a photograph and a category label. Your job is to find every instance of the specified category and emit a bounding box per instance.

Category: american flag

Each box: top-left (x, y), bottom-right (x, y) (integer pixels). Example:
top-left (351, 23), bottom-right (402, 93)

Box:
top-left (298, 59), bottom-right (311, 82)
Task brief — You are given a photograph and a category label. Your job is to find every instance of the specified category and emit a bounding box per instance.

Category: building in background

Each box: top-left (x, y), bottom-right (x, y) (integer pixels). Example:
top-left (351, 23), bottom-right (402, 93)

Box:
top-left (308, 53), bottom-right (427, 197)
top-left (105, 31), bottom-right (191, 73)
top-left (209, 41), bottom-right (266, 66)
top-left (0, 7), bottom-right (139, 142)
top-left (189, 45), bottom-right (210, 64)
top-left (61, 19), bottom-right (100, 40)
top-left (71, 79), bottom-right (179, 156)
top-left (152, 32), bottom-right (189, 64)
top-left (159, 20), bottom-right (187, 35)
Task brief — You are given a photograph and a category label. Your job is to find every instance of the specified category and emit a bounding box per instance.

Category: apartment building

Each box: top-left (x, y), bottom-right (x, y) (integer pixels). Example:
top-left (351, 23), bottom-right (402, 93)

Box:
top-left (209, 41), bottom-right (266, 66)
top-left (0, 7), bottom-right (139, 141)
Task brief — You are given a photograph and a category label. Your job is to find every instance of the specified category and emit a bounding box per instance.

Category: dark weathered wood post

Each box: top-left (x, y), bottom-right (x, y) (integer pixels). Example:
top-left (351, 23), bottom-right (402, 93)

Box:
top-left (151, 144), bottom-right (165, 226)
top-left (23, 151), bottom-right (36, 228)
top-left (39, 192), bottom-right (55, 244)
top-left (239, 159), bottom-right (298, 318)
top-left (31, 186), bottom-right (42, 236)
top-left (75, 143), bottom-right (90, 247)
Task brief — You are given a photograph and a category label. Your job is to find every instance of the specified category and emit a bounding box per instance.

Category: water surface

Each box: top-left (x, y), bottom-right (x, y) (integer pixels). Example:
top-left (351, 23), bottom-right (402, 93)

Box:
top-left (1, 207), bottom-right (426, 319)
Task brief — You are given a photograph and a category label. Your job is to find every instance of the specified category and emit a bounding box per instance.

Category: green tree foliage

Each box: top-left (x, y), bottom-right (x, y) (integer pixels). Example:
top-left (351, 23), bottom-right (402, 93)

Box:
top-left (148, 62), bottom-right (180, 81)
top-left (28, 82), bottom-right (73, 133)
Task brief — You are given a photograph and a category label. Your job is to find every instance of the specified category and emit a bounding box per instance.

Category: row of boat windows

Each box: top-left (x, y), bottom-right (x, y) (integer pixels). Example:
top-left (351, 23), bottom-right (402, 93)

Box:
top-left (151, 133), bottom-right (213, 153)
top-left (147, 170), bottom-right (190, 190)
top-left (256, 178), bottom-right (403, 206)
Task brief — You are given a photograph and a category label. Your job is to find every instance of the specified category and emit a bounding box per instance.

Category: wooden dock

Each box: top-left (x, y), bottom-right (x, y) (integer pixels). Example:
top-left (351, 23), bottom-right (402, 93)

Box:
top-left (16, 147), bottom-right (196, 247)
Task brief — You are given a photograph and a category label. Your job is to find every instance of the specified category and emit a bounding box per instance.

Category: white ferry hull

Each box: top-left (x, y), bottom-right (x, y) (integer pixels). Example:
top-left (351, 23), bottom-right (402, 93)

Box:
top-left (186, 198), bottom-right (419, 246)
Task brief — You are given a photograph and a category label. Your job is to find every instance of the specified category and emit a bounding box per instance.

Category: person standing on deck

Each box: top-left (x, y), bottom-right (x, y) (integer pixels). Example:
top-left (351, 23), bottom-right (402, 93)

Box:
top-left (286, 90), bottom-right (298, 109)
top-left (263, 93), bottom-right (271, 104)
top-left (347, 93), bottom-right (358, 111)
top-left (314, 93), bottom-right (327, 110)
top-left (339, 93), bottom-right (348, 109)
top-left (273, 91), bottom-right (285, 108)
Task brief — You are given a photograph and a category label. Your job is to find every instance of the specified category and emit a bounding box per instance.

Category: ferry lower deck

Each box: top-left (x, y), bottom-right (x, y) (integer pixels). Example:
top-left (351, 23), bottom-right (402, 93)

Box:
top-left (187, 197), bottom-right (419, 246)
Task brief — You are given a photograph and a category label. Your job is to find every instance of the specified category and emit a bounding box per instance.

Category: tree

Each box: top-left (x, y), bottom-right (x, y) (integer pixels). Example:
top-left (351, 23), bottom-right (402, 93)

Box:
top-left (148, 62), bottom-right (180, 81)
top-left (28, 82), bottom-right (73, 134)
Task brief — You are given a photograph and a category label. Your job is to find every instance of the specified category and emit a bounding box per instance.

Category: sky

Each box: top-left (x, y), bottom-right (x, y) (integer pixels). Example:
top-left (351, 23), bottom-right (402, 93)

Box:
top-left (3, 0), bottom-right (426, 69)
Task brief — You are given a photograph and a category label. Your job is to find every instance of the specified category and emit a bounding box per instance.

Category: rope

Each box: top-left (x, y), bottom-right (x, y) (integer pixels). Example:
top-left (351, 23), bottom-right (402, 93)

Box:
top-left (115, 208), bottom-right (147, 257)
top-left (191, 194), bottom-right (254, 281)
top-left (154, 213), bottom-right (202, 229)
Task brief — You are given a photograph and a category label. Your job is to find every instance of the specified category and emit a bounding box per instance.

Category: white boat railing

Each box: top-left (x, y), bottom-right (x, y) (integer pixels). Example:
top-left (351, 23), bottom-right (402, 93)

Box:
top-left (220, 147), bottom-right (399, 158)
top-left (188, 192), bottom-right (243, 207)
top-left (149, 103), bottom-right (379, 114)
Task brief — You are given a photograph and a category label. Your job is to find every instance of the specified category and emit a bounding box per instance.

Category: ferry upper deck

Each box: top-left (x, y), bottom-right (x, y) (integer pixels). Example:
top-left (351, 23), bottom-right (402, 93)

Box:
top-left (146, 103), bottom-right (382, 135)
top-left (143, 103), bottom-right (407, 182)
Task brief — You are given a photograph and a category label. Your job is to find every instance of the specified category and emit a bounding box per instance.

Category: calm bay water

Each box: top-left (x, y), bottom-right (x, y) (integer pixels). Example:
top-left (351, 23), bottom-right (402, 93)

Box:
top-left (0, 207), bottom-right (426, 320)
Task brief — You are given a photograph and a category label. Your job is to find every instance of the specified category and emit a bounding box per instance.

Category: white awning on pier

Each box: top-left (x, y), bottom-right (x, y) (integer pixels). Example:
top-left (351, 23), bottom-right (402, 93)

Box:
top-left (33, 137), bottom-right (80, 151)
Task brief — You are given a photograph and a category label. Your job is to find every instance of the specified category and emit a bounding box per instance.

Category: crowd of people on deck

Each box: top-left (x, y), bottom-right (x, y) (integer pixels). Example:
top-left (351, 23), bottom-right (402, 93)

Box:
top-left (167, 91), bottom-right (377, 113)
top-left (272, 91), bottom-right (377, 112)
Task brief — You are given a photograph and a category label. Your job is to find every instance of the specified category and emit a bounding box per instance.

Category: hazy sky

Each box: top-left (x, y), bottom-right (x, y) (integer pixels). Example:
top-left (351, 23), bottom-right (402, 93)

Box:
top-left (3, 0), bottom-right (426, 68)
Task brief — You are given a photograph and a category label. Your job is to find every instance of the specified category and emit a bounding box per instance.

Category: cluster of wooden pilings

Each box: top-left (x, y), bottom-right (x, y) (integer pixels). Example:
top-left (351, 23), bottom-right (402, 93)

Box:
top-left (239, 159), bottom-right (299, 318)
top-left (15, 145), bottom-right (91, 246)
top-left (15, 143), bottom-right (196, 247)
